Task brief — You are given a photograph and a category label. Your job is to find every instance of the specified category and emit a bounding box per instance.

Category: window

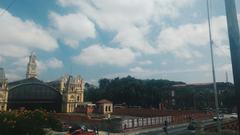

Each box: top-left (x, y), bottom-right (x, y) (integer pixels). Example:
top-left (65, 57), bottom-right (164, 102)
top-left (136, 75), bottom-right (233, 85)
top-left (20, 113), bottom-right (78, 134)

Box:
top-left (105, 106), bottom-right (108, 112)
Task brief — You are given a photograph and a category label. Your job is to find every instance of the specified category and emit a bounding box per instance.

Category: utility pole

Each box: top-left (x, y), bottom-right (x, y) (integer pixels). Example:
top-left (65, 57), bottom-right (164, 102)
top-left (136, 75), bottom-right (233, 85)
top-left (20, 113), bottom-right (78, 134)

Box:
top-left (206, 0), bottom-right (221, 134)
top-left (225, 71), bottom-right (229, 83)
top-left (224, 0), bottom-right (240, 130)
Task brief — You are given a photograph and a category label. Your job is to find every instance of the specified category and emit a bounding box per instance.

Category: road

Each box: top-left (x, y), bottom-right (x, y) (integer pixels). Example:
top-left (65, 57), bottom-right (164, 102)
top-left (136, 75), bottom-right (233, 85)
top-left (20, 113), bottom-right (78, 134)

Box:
top-left (137, 124), bottom-right (194, 135)
top-left (137, 119), bottom-right (217, 135)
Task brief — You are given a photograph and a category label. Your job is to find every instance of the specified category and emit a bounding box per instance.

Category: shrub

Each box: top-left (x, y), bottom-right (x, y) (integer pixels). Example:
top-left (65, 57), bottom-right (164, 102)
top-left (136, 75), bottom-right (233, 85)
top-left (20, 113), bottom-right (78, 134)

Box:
top-left (0, 110), bottom-right (62, 135)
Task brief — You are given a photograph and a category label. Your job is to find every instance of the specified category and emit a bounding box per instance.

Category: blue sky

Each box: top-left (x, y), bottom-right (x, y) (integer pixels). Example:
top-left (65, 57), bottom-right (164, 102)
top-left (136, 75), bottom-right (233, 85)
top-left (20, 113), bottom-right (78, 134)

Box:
top-left (0, 0), bottom-right (239, 84)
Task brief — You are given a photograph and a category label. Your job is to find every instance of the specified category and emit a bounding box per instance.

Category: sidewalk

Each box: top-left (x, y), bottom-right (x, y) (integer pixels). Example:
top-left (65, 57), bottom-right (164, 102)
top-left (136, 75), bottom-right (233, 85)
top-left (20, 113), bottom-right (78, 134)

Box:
top-left (98, 122), bottom-right (189, 135)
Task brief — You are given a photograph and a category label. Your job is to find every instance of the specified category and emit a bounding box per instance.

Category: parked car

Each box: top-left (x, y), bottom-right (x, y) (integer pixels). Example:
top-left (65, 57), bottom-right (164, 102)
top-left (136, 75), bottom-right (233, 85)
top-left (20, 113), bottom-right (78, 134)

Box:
top-left (187, 121), bottom-right (199, 130)
top-left (213, 114), bottom-right (224, 121)
top-left (66, 129), bottom-right (95, 135)
top-left (61, 122), bottom-right (72, 131)
top-left (66, 125), bottom-right (96, 135)
top-left (230, 113), bottom-right (238, 119)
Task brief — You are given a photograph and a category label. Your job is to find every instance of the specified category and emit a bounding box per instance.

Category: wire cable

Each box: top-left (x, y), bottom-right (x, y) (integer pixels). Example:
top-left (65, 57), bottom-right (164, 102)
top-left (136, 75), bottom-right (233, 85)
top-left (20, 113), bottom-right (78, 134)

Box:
top-left (0, 0), bottom-right (17, 16)
top-left (210, 0), bottom-right (231, 74)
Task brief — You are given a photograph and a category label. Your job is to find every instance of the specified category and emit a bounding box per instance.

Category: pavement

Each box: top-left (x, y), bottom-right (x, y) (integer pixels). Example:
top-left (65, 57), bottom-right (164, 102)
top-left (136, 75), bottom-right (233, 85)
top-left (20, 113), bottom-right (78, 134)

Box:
top-left (51, 118), bottom-right (233, 135)
top-left (98, 123), bottom-right (190, 135)
top-left (98, 119), bottom-right (215, 135)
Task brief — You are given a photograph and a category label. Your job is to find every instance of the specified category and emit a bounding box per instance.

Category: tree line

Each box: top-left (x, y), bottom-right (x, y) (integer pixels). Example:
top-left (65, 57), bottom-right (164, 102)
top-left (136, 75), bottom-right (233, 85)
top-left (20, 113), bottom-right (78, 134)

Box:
top-left (85, 76), bottom-right (236, 111)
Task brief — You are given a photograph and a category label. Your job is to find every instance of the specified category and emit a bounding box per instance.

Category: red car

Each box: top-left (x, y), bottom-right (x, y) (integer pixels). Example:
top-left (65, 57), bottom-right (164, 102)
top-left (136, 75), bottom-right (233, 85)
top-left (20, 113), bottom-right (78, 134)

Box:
top-left (66, 129), bottom-right (96, 135)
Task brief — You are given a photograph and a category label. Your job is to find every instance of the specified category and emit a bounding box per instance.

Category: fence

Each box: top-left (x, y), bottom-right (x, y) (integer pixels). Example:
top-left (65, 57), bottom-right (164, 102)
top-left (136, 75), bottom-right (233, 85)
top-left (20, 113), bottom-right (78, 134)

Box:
top-left (120, 112), bottom-right (213, 131)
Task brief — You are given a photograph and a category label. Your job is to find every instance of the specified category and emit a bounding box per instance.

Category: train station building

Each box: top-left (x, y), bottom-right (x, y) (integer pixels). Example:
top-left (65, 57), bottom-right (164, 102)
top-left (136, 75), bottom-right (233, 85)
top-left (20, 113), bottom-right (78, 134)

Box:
top-left (0, 53), bottom-right (84, 113)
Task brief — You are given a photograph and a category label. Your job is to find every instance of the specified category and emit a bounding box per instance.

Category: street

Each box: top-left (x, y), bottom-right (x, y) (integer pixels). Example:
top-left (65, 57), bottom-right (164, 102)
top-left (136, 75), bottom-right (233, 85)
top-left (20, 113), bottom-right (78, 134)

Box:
top-left (137, 119), bottom-right (217, 135)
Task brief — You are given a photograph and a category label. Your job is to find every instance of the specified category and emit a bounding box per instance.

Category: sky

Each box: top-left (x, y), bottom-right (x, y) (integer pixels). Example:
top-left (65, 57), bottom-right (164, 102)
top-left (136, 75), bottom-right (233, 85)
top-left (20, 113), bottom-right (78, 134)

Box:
top-left (0, 0), bottom-right (240, 84)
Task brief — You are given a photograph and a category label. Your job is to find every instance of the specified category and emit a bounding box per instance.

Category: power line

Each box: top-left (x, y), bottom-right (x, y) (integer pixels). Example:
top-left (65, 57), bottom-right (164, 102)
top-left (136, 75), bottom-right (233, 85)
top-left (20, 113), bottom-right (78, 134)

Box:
top-left (209, 0), bottom-right (230, 71)
top-left (0, 0), bottom-right (17, 16)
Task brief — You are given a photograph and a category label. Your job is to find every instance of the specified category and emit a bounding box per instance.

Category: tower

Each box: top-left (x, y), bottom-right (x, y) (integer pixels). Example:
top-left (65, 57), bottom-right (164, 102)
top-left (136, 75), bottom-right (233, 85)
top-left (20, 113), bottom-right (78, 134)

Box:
top-left (26, 52), bottom-right (37, 78)
top-left (0, 68), bottom-right (8, 111)
top-left (62, 75), bottom-right (84, 113)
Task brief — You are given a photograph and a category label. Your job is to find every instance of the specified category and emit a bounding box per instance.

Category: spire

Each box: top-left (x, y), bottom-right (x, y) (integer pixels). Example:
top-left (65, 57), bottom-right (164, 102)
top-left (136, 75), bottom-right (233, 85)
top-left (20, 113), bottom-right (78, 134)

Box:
top-left (26, 52), bottom-right (37, 78)
top-left (0, 67), bottom-right (6, 83)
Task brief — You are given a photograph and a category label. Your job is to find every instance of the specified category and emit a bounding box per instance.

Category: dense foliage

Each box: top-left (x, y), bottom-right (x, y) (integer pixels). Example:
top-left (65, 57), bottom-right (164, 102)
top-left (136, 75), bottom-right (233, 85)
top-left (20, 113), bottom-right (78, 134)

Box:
top-left (85, 76), bottom-right (184, 108)
top-left (0, 110), bottom-right (62, 135)
top-left (85, 76), bottom-right (235, 110)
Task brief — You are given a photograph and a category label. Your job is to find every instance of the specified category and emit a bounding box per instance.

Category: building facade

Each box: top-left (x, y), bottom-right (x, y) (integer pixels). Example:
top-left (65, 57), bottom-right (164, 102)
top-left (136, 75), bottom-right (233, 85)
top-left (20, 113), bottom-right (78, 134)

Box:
top-left (49, 75), bottom-right (84, 112)
top-left (0, 68), bottom-right (8, 111)
top-left (2, 53), bottom-right (84, 113)
top-left (96, 99), bottom-right (113, 115)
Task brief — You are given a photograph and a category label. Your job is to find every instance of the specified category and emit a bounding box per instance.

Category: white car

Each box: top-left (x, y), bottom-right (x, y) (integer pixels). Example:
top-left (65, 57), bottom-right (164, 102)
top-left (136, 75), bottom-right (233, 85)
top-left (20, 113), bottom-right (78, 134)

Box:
top-left (230, 113), bottom-right (238, 119)
top-left (213, 114), bottom-right (224, 121)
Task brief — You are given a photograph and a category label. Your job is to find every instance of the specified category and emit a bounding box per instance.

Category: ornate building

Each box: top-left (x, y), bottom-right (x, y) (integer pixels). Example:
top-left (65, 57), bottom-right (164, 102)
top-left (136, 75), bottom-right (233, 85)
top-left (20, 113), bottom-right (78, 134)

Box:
top-left (48, 75), bottom-right (84, 112)
top-left (26, 52), bottom-right (37, 78)
top-left (3, 53), bottom-right (84, 113)
top-left (62, 75), bottom-right (84, 112)
top-left (0, 68), bottom-right (8, 111)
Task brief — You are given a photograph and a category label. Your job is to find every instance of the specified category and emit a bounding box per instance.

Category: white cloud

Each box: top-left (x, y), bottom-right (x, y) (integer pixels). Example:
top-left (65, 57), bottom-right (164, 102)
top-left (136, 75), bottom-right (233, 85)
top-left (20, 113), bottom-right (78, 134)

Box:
top-left (218, 63), bottom-right (232, 71)
top-left (0, 9), bottom-right (58, 58)
top-left (138, 60), bottom-right (152, 65)
top-left (46, 58), bottom-right (63, 69)
top-left (37, 58), bottom-right (63, 72)
top-left (56, 0), bottom-right (195, 53)
top-left (7, 56), bottom-right (63, 81)
top-left (5, 72), bottom-right (22, 81)
top-left (72, 44), bottom-right (136, 66)
top-left (105, 64), bottom-right (212, 80)
top-left (161, 61), bottom-right (167, 65)
top-left (157, 16), bottom-right (229, 59)
top-left (130, 67), bottom-right (145, 73)
top-left (49, 12), bottom-right (96, 48)
top-left (0, 56), bottom-right (4, 64)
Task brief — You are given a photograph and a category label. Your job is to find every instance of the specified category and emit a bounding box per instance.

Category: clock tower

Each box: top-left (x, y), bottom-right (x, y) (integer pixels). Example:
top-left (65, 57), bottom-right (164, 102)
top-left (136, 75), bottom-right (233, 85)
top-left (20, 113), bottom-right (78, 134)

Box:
top-left (26, 52), bottom-right (37, 78)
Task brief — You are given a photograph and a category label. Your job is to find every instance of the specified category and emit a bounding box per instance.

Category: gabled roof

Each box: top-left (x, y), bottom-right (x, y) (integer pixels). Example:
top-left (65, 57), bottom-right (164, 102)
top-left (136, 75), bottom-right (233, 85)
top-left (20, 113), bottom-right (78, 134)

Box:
top-left (96, 99), bottom-right (112, 104)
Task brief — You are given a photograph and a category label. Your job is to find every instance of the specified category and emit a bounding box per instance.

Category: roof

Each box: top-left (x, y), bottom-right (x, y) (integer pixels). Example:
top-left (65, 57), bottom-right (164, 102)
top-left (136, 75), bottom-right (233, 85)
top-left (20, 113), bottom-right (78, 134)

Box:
top-left (8, 77), bottom-right (43, 89)
top-left (96, 99), bottom-right (112, 104)
top-left (9, 83), bottom-right (61, 100)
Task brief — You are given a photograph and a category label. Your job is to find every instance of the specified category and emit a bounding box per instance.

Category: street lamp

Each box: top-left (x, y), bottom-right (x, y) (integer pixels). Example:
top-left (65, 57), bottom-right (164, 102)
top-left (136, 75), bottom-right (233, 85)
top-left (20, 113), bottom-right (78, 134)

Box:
top-left (206, 0), bottom-right (221, 134)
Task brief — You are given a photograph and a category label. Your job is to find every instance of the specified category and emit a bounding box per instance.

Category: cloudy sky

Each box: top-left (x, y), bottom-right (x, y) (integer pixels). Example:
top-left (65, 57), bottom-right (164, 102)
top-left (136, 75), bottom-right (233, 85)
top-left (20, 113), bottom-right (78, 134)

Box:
top-left (0, 0), bottom-right (240, 84)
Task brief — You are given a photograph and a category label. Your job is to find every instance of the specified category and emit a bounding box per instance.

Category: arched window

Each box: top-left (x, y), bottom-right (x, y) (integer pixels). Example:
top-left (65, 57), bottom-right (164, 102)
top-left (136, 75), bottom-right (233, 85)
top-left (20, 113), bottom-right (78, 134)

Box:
top-left (105, 106), bottom-right (108, 112)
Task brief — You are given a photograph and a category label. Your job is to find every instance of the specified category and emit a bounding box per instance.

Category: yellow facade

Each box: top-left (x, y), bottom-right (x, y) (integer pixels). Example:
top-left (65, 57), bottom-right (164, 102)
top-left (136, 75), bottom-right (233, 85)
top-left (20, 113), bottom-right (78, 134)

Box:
top-left (0, 79), bottom-right (8, 111)
top-left (61, 75), bottom-right (84, 113)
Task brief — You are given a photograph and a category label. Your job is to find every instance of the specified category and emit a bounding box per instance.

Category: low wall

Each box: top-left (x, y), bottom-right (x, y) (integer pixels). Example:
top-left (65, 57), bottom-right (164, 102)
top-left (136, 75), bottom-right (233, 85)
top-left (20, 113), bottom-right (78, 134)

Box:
top-left (53, 110), bottom-right (213, 133)
top-left (119, 112), bottom-right (213, 132)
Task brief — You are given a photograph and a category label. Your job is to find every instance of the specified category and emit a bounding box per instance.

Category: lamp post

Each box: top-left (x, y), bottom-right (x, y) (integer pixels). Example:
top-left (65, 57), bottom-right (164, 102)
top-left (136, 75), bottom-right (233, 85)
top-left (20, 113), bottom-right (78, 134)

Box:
top-left (206, 0), bottom-right (221, 133)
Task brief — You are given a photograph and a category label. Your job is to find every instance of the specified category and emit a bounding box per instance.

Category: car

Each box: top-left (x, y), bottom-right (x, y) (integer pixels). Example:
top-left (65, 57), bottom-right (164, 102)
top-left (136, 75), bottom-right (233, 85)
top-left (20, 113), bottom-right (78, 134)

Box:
top-left (230, 113), bottom-right (238, 119)
top-left (187, 121), bottom-right (198, 130)
top-left (66, 125), bottom-right (96, 135)
top-left (213, 114), bottom-right (224, 121)
top-left (61, 122), bottom-right (72, 131)
top-left (66, 129), bottom-right (96, 135)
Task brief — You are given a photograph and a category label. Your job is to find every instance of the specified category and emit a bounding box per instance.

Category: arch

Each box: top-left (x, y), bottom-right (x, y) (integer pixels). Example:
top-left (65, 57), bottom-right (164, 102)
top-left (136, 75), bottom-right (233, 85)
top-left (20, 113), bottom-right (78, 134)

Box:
top-left (8, 83), bottom-right (62, 112)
